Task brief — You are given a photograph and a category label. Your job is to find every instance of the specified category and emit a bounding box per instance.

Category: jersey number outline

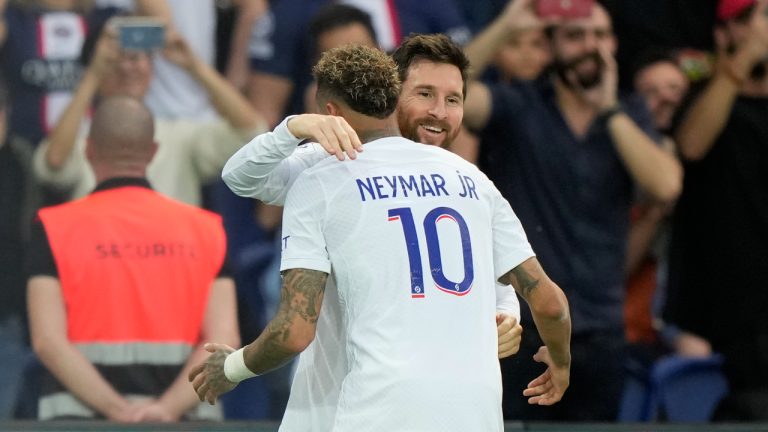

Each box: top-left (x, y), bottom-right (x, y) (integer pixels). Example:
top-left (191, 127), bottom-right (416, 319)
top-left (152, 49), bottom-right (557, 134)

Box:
top-left (388, 207), bottom-right (474, 298)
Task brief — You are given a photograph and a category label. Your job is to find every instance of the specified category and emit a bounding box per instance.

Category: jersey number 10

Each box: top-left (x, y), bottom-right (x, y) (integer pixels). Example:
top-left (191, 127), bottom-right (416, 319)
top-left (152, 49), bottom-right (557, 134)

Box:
top-left (388, 207), bottom-right (474, 298)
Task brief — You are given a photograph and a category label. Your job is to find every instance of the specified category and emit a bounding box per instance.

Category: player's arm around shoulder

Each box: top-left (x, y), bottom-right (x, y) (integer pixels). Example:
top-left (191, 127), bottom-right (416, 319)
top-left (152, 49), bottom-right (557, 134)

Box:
top-left (221, 114), bottom-right (362, 203)
top-left (286, 114), bottom-right (363, 161)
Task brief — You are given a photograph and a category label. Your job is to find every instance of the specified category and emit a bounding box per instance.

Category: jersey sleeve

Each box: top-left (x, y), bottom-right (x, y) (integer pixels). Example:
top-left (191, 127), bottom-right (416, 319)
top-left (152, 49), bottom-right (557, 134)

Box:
top-left (494, 282), bottom-right (521, 320)
top-left (221, 116), bottom-right (328, 205)
top-left (279, 171), bottom-right (331, 274)
top-left (27, 217), bottom-right (58, 278)
top-left (489, 183), bottom-right (535, 281)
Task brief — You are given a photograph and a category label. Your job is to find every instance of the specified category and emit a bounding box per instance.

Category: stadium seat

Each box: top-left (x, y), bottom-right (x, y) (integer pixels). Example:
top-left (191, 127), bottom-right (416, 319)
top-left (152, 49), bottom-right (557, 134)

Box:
top-left (617, 357), bottom-right (654, 422)
top-left (650, 354), bottom-right (729, 422)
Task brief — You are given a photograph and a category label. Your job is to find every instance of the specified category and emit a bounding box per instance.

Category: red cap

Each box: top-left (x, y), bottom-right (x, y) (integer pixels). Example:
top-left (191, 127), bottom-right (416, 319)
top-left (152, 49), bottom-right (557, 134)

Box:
top-left (717, 0), bottom-right (755, 21)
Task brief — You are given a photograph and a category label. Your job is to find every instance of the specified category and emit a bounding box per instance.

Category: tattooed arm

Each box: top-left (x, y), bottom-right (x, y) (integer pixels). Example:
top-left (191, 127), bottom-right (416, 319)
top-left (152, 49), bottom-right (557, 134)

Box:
top-left (242, 268), bottom-right (328, 370)
top-left (189, 268), bottom-right (327, 404)
top-left (499, 257), bottom-right (571, 405)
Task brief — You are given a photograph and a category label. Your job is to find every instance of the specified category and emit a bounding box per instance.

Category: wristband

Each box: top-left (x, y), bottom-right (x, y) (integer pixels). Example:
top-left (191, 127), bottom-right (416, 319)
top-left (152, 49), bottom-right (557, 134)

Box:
top-left (223, 348), bottom-right (258, 383)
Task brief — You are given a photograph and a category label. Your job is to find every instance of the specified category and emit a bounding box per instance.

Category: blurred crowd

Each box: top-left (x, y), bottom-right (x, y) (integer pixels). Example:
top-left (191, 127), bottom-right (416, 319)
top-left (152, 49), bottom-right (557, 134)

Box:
top-left (1, 0), bottom-right (766, 424)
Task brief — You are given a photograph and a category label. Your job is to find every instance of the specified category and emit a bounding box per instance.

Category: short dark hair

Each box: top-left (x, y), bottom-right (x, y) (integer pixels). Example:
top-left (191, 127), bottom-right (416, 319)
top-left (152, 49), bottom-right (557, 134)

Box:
top-left (313, 44), bottom-right (400, 119)
top-left (391, 34), bottom-right (470, 98)
top-left (630, 48), bottom-right (682, 83)
top-left (309, 4), bottom-right (377, 56)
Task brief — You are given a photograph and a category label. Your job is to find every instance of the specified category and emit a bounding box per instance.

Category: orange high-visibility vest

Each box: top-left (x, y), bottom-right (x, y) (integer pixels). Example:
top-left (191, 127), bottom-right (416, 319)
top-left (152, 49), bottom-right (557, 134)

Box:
top-left (39, 185), bottom-right (226, 344)
top-left (37, 184), bottom-right (227, 419)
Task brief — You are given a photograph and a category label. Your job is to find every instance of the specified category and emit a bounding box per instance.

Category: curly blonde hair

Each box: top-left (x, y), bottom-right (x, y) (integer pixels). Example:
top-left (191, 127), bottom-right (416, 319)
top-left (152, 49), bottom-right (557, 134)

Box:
top-left (313, 44), bottom-right (401, 119)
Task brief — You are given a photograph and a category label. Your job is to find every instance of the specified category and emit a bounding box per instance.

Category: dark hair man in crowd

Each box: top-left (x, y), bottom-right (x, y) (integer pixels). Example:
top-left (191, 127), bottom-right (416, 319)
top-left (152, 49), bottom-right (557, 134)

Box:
top-left (462, 0), bottom-right (682, 421)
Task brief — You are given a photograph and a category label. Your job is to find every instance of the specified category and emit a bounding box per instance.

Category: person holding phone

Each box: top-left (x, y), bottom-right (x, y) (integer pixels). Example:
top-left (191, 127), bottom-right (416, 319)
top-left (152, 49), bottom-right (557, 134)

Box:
top-left (31, 19), bottom-right (266, 206)
top-left (664, 0), bottom-right (768, 421)
top-left (462, 0), bottom-right (682, 421)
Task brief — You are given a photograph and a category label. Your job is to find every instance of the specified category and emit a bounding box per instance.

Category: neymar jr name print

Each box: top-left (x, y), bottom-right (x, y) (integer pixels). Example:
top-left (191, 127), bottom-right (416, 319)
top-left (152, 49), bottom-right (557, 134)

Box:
top-left (356, 171), bottom-right (479, 202)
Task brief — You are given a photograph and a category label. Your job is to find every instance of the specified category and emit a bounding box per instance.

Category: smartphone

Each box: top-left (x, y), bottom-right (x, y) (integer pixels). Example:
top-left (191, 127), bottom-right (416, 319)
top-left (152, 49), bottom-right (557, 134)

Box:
top-left (113, 17), bottom-right (166, 51)
top-left (536, 0), bottom-right (594, 18)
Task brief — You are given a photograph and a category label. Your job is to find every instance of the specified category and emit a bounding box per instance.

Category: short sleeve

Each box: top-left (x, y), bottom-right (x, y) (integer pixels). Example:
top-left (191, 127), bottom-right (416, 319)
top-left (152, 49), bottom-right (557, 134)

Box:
top-left (489, 184), bottom-right (535, 280)
top-left (279, 171), bottom-right (331, 274)
top-left (495, 282), bottom-right (521, 320)
top-left (27, 218), bottom-right (58, 278)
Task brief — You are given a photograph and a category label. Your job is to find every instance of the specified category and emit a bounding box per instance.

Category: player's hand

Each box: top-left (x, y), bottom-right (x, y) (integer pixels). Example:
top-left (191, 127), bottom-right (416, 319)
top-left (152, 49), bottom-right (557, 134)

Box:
top-left (496, 313), bottom-right (522, 359)
top-left (522, 346), bottom-right (570, 405)
top-left (188, 343), bottom-right (237, 405)
top-left (287, 114), bottom-right (363, 161)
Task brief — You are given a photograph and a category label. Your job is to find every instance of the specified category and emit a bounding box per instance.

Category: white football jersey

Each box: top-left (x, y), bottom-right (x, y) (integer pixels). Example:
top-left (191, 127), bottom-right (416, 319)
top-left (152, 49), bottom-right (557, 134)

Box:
top-left (279, 137), bottom-right (534, 432)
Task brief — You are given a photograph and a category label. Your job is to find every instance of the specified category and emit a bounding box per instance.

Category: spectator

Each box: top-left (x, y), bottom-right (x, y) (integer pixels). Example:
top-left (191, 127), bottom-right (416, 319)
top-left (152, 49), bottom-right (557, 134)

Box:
top-left (665, 0), bottom-right (768, 420)
top-left (27, 96), bottom-right (239, 421)
top-left (221, 0), bottom-right (269, 91)
top-left (141, 0), bottom-right (218, 120)
top-left (463, 0), bottom-right (682, 421)
top-left (632, 50), bottom-right (690, 135)
top-left (247, 0), bottom-right (471, 127)
top-left (32, 21), bottom-right (265, 206)
top-left (491, 27), bottom-right (551, 83)
top-left (0, 0), bottom-right (162, 146)
top-left (0, 77), bottom-right (42, 420)
top-left (302, 3), bottom-right (378, 113)
top-left (190, 44), bottom-right (571, 432)
top-left (451, 26), bottom-right (551, 164)
top-left (625, 50), bottom-right (711, 358)
top-left (606, 0), bottom-right (718, 89)
top-left (624, 50), bottom-right (711, 366)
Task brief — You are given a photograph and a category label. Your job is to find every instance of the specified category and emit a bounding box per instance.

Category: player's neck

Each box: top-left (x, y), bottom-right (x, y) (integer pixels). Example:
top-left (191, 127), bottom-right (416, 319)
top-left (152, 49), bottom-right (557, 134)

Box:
top-left (349, 115), bottom-right (401, 144)
top-left (357, 127), bottom-right (401, 144)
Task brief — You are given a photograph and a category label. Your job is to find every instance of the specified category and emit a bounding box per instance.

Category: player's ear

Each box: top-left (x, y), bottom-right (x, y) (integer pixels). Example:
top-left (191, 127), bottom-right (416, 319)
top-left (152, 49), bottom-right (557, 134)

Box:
top-left (325, 101), bottom-right (343, 117)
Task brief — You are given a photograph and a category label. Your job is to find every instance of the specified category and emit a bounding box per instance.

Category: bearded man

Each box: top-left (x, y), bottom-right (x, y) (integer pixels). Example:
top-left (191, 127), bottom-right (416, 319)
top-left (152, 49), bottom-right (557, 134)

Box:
top-left (461, 0), bottom-right (682, 422)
